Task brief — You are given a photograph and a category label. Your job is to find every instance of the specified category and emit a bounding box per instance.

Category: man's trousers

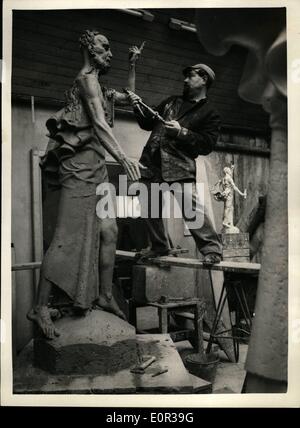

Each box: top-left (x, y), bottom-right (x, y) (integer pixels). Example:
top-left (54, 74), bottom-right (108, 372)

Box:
top-left (138, 178), bottom-right (222, 257)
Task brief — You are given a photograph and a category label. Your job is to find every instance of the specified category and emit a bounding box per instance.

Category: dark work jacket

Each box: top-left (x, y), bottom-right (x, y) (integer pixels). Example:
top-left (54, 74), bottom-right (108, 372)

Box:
top-left (135, 96), bottom-right (220, 182)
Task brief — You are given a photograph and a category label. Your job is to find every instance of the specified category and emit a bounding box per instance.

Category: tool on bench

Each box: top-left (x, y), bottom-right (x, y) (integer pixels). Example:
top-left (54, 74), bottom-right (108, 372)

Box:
top-left (158, 295), bottom-right (187, 304)
top-left (130, 356), bottom-right (156, 374)
top-left (151, 367), bottom-right (168, 377)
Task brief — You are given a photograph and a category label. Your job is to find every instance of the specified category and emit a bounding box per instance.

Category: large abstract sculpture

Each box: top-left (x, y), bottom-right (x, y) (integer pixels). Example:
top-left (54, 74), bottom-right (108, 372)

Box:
top-left (195, 8), bottom-right (287, 392)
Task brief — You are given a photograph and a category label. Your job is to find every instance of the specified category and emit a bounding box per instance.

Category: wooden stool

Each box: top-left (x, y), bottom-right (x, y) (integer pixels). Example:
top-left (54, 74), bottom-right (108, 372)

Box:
top-left (148, 299), bottom-right (206, 354)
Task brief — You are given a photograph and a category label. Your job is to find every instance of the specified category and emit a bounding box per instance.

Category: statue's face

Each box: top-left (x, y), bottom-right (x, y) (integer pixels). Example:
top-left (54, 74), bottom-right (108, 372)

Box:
top-left (183, 70), bottom-right (207, 98)
top-left (90, 35), bottom-right (112, 73)
top-left (224, 167), bottom-right (232, 176)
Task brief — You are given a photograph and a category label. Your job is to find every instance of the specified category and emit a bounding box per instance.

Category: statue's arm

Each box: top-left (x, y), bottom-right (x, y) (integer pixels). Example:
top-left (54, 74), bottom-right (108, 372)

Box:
top-left (114, 45), bottom-right (143, 106)
top-left (76, 74), bottom-right (127, 162)
top-left (230, 177), bottom-right (246, 197)
top-left (77, 74), bottom-right (142, 180)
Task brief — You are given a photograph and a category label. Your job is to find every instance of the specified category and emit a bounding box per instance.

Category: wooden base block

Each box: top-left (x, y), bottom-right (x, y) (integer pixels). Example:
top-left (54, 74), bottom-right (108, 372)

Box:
top-left (221, 233), bottom-right (250, 263)
top-left (220, 233), bottom-right (250, 249)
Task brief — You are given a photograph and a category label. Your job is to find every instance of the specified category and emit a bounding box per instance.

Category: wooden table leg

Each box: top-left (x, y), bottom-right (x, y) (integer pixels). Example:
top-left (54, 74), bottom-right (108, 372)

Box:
top-left (158, 307), bottom-right (169, 334)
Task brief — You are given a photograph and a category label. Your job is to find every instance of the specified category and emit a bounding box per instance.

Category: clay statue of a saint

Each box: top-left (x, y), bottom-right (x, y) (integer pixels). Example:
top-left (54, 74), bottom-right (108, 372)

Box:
top-left (211, 164), bottom-right (247, 233)
top-left (27, 30), bottom-right (145, 339)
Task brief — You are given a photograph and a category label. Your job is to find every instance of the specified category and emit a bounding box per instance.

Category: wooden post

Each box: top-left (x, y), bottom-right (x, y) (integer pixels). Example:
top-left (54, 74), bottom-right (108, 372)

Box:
top-left (11, 243), bottom-right (17, 360)
top-left (194, 301), bottom-right (206, 355)
top-left (31, 149), bottom-right (44, 295)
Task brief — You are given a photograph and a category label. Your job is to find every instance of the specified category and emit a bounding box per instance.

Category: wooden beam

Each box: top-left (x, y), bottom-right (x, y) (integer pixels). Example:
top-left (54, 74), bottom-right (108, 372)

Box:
top-left (116, 250), bottom-right (261, 274)
top-left (12, 250), bottom-right (261, 274)
top-left (12, 251), bottom-right (261, 274)
top-left (12, 262), bottom-right (42, 271)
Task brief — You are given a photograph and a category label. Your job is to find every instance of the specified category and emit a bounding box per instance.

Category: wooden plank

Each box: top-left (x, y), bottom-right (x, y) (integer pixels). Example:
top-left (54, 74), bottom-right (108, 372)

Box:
top-left (117, 250), bottom-right (261, 274)
top-left (12, 261), bottom-right (42, 271)
top-left (12, 254), bottom-right (260, 275)
top-left (31, 150), bottom-right (44, 293)
top-left (149, 300), bottom-right (203, 309)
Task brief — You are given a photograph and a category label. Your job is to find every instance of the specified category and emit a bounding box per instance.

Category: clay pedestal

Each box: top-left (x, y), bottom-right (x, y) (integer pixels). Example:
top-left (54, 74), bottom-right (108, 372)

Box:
top-left (33, 310), bottom-right (137, 375)
top-left (14, 334), bottom-right (209, 394)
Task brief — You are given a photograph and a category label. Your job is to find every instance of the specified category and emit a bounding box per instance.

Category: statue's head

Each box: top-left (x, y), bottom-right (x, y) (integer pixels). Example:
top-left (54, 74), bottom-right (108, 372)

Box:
top-left (223, 165), bottom-right (234, 175)
top-left (79, 30), bottom-right (112, 74)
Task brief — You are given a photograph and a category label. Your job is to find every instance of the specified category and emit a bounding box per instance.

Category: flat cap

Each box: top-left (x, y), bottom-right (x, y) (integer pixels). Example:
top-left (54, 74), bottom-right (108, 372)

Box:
top-left (182, 63), bottom-right (216, 83)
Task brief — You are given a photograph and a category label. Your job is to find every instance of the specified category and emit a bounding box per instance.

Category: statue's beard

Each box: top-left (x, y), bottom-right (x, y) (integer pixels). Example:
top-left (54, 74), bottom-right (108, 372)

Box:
top-left (91, 54), bottom-right (111, 74)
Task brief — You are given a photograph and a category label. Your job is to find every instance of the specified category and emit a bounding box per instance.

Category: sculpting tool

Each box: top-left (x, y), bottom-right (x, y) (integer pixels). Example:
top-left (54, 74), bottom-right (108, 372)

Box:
top-left (130, 356), bottom-right (157, 374)
top-left (151, 368), bottom-right (168, 377)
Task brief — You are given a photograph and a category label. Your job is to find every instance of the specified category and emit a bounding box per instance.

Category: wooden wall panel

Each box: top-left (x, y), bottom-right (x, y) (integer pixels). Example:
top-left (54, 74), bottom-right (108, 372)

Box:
top-left (12, 9), bottom-right (269, 131)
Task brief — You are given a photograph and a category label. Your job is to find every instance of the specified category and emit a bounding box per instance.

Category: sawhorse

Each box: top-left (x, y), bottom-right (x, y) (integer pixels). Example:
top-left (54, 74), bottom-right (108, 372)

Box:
top-left (206, 271), bottom-right (256, 362)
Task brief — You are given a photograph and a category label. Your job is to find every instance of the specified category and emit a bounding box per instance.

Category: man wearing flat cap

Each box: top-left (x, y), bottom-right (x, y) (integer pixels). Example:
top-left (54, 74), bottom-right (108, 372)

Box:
top-left (127, 63), bottom-right (222, 264)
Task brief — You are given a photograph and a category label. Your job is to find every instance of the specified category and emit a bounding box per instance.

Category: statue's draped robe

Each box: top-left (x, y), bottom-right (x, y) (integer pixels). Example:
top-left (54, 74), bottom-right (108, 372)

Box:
top-left (41, 80), bottom-right (114, 309)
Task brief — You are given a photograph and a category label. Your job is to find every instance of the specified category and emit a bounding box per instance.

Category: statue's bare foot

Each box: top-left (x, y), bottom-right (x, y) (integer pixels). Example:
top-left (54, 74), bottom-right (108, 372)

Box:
top-left (96, 295), bottom-right (126, 320)
top-left (27, 306), bottom-right (60, 339)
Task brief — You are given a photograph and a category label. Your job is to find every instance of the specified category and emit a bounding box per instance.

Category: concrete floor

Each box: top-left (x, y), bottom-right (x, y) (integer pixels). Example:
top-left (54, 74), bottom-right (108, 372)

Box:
top-left (213, 345), bottom-right (247, 393)
top-left (137, 306), bottom-right (248, 394)
top-left (175, 340), bottom-right (247, 393)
